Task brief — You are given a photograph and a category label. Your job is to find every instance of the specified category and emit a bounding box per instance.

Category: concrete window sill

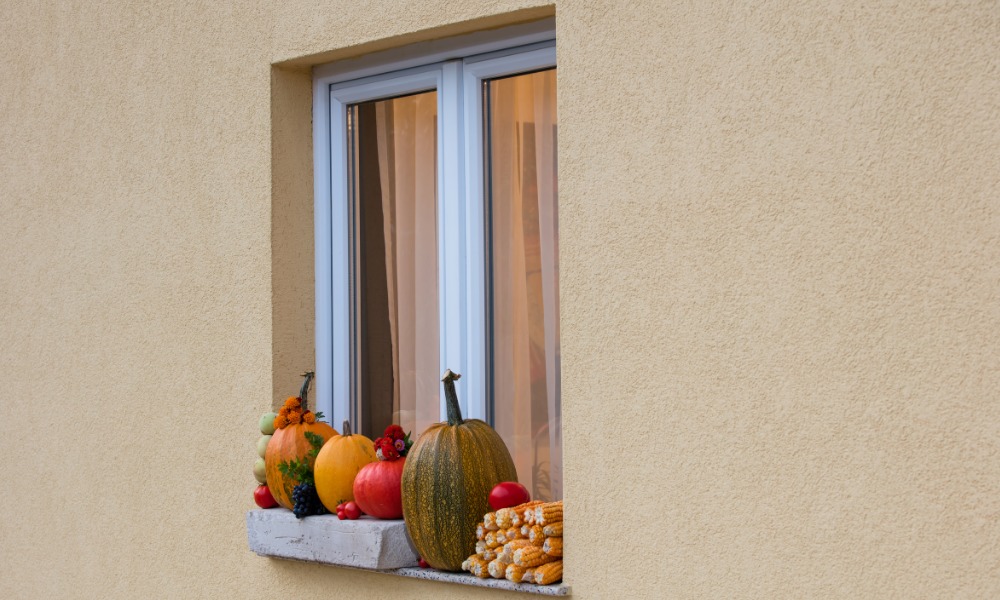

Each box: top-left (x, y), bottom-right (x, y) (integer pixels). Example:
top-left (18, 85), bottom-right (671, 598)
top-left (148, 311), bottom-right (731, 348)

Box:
top-left (247, 509), bottom-right (570, 595)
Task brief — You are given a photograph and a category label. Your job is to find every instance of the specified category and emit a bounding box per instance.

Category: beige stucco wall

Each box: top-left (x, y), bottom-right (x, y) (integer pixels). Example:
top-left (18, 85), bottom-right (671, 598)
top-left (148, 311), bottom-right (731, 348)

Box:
top-left (1, 1), bottom-right (997, 598)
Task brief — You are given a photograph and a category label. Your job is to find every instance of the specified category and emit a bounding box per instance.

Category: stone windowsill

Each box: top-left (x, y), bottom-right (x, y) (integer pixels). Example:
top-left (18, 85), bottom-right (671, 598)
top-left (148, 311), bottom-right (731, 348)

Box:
top-left (247, 509), bottom-right (570, 596)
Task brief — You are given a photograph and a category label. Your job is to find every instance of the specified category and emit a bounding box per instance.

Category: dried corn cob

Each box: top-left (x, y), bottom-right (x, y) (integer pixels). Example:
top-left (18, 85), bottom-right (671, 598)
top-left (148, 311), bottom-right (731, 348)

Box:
top-left (465, 555), bottom-right (488, 576)
top-left (521, 524), bottom-right (531, 537)
top-left (499, 539), bottom-right (533, 562)
top-left (476, 523), bottom-right (487, 540)
top-left (505, 563), bottom-right (528, 583)
top-left (483, 512), bottom-right (499, 530)
top-left (475, 540), bottom-right (487, 555)
top-left (505, 538), bottom-right (533, 550)
top-left (482, 548), bottom-right (497, 561)
top-left (495, 507), bottom-right (515, 529)
top-left (542, 536), bottom-right (563, 557)
top-left (487, 557), bottom-right (510, 579)
top-left (513, 545), bottom-right (554, 568)
top-left (461, 556), bottom-right (473, 572)
top-left (534, 501), bottom-right (563, 526)
top-left (523, 568), bottom-right (536, 583)
top-left (496, 529), bottom-right (509, 545)
top-left (473, 560), bottom-right (490, 578)
top-left (542, 521), bottom-right (563, 537)
top-left (511, 500), bottom-right (544, 526)
top-left (534, 560), bottom-right (563, 585)
top-left (485, 531), bottom-right (500, 548)
top-left (528, 525), bottom-right (546, 546)
top-left (506, 526), bottom-right (521, 541)
top-left (534, 507), bottom-right (562, 527)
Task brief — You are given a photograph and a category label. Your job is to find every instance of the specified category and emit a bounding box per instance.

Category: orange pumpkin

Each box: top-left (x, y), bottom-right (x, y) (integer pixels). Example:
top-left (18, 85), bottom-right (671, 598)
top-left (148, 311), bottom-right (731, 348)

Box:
top-left (263, 373), bottom-right (338, 509)
top-left (314, 420), bottom-right (378, 512)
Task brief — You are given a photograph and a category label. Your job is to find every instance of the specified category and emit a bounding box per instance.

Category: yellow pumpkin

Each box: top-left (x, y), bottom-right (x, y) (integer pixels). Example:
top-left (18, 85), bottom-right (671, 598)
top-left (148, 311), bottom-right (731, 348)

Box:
top-left (314, 420), bottom-right (378, 512)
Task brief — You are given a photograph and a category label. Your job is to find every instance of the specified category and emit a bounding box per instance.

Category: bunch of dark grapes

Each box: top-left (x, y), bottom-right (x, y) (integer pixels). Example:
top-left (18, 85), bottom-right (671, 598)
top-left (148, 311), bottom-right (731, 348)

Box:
top-left (291, 483), bottom-right (326, 519)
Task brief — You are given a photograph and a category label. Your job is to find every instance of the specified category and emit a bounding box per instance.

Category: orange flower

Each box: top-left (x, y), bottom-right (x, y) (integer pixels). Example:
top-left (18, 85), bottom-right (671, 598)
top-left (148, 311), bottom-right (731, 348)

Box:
top-left (284, 396), bottom-right (301, 410)
top-left (302, 412), bottom-right (316, 424)
top-left (286, 411), bottom-right (302, 425)
top-left (278, 406), bottom-right (291, 417)
top-left (273, 414), bottom-right (289, 429)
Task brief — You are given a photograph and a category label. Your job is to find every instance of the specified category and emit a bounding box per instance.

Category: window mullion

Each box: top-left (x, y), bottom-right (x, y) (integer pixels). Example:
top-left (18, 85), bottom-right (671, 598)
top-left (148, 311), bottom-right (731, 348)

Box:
top-left (461, 63), bottom-right (489, 423)
top-left (439, 60), bottom-right (481, 421)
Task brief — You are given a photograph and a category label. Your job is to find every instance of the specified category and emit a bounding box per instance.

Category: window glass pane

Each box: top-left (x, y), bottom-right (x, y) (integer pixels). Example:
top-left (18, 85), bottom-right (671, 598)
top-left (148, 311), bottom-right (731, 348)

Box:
top-left (486, 69), bottom-right (561, 501)
top-left (348, 90), bottom-right (439, 441)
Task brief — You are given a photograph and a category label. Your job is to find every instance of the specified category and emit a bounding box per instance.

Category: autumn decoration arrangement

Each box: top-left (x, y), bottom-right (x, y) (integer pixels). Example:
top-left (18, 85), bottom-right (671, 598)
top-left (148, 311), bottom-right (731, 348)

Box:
top-left (251, 369), bottom-right (563, 587)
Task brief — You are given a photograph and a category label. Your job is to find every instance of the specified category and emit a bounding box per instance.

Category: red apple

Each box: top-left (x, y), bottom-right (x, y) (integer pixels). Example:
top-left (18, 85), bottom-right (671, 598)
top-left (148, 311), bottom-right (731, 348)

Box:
top-left (488, 481), bottom-right (531, 510)
top-left (253, 484), bottom-right (278, 509)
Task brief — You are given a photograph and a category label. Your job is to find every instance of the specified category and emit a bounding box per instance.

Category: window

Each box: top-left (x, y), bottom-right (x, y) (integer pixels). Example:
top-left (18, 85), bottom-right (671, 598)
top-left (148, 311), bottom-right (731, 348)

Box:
top-left (313, 20), bottom-right (560, 500)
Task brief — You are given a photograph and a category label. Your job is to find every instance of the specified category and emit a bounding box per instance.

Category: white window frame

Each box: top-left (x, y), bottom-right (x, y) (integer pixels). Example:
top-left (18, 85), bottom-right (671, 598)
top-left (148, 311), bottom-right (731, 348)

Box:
top-left (312, 20), bottom-right (556, 431)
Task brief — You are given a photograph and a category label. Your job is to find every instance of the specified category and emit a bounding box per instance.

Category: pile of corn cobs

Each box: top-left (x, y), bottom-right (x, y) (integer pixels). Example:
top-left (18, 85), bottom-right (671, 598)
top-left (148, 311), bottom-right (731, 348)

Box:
top-left (462, 500), bottom-right (563, 585)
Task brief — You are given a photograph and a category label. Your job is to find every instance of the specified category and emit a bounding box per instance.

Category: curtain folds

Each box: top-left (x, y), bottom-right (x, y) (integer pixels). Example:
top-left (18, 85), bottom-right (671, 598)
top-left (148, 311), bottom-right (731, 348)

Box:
top-left (488, 70), bottom-right (561, 501)
top-left (368, 92), bottom-right (439, 438)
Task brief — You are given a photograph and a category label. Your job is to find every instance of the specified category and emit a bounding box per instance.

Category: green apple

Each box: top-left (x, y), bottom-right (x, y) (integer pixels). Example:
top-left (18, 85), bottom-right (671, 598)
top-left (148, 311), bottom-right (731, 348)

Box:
top-left (259, 412), bottom-right (278, 435)
top-left (253, 457), bottom-right (267, 484)
top-left (257, 434), bottom-right (272, 459)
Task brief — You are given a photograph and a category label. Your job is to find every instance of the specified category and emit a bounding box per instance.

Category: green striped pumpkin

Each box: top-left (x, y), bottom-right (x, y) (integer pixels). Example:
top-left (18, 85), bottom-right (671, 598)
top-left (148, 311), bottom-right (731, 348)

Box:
top-left (401, 370), bottom-right (518, 571)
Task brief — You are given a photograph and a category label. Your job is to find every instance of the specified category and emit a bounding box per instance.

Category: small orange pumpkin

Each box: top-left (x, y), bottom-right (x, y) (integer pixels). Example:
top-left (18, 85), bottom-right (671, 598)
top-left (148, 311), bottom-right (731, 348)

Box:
top-left (314, 420), bottom-right (378, 512)
top-left (264, 372), bottom-right (338, 509)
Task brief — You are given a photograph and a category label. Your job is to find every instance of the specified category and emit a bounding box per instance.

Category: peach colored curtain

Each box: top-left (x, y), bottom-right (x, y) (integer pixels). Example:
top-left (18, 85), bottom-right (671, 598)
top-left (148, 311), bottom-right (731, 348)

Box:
top-left (488, 70), bottom-right (561, 501)
top-left (374, 92), bottom-right (440, 438)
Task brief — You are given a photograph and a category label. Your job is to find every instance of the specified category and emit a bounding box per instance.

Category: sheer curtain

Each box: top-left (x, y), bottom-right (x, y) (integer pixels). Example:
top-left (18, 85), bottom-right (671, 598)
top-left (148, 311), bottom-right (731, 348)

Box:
top-left (354, 91), bottom-right (439, 439)
top-left (488, 69), bottom-right (561, 501)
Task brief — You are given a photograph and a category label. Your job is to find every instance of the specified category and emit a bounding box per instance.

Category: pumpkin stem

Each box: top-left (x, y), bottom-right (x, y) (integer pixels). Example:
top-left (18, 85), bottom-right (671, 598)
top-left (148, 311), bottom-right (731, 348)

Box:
top-left (299, 371), bottom-right (315, 411)
top-left (442, 369), bottom-right (464, 426)
top-left (342, 420), bottom-right (352, 436)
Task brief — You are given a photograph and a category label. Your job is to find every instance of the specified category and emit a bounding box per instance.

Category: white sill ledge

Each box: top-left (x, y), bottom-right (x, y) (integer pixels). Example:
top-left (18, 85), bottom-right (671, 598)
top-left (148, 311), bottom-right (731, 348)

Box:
top-left (247, 509), bottom-right (570, 596)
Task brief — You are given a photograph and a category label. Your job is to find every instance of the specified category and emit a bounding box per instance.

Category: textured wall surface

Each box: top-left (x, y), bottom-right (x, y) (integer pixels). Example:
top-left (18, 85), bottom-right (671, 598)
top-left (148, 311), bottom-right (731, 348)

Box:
top-left (1, 1), bottom-right (998, 598)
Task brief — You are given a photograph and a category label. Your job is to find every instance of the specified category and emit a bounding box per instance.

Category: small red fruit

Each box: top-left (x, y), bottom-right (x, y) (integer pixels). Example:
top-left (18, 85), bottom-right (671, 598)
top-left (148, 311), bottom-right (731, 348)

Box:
top-left (336, 503), bottom-right (346, 513)
top-left (488, 481), bottom-right (530, 511)
top-left (254, 484), bottom-right (279, 509)
top-left (337, 509), bottom-right (346, 520)
top-left (343, 501), bottom-right (362, 520)
top-left (418, 558), bottom-right (430, 568)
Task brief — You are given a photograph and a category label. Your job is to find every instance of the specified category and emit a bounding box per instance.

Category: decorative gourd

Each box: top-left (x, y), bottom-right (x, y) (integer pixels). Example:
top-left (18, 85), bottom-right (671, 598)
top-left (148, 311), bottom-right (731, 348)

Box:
top-left (264, 372), bottom-right (338, 509)
top-left (353, 456), bottom-right (406, 519)
top-left (313, 420), bottom-right (378, 512)
top-left (401, 370), bottom-right (518, 571)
